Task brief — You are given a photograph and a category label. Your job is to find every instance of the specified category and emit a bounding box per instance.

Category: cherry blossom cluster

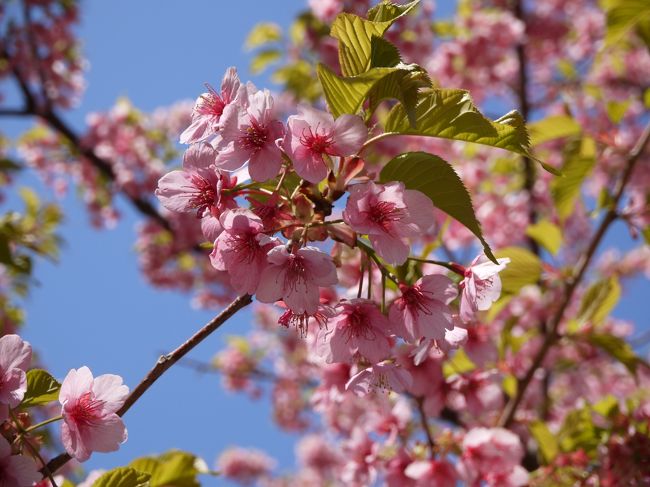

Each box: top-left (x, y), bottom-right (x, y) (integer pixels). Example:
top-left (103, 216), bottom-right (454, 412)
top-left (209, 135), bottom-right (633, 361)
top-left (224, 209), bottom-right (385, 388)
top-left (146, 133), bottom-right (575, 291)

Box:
top-left (155, 66), bottom-right (510, 397)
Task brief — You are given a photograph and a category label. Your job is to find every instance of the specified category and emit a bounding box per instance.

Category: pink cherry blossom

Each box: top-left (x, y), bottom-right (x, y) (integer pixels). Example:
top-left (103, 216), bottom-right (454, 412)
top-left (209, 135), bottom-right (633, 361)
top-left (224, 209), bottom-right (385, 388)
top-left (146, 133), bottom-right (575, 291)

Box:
top-left (215, 88), bottom-right (285, 182)
top-left (156, 142), bottom-right (237, 240)
top-left (404, 459), bottom-right (458, 487)
top-left (217, 447), bottom-right (276, 485)
top-left (316, 299), bottom-right (393, 364)
top-left (345, 360), bottom-right (412, 395)
top-left (59, 366), bottom-right (129, 462)
top-left (460, 254), bottom-right (510, 323)
top-left (0, 334), bottom-right (32, 422)
top-left (458, 427), bottom-right (527, 486)
top-left (180, 67), bottom-right (241, 144)
top-left (0, 435), bottom-right (41, 487)
top-left (210, 209), bottom-right (279, 295)
top-left (256, 246), bottom-right (338, 314)
top-left (343, 181), bottom-right (434, 265)
top-left (283, 107), bottom-right (367, 183)
top-left (389, 275), bottom-right (458, 343)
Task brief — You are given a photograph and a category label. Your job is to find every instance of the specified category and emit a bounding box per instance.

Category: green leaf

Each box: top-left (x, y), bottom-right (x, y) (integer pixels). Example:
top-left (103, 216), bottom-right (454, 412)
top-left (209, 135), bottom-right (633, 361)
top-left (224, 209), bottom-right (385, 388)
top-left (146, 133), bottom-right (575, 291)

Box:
top-left (93, 467), bottom-right (151, 487)
top-left (245, 22), bottom-right (282, 50)
top-left (587, 333), bottom-right (639, 375)
top-left (494, 247), bottom-right (542, 295)
top-left (530, 420), bottom-right (559, 463)
top-left (604, 0), bottom-right (650, 47)
top-left (502, 374), bottom-right (518, 398)
top-left (551, 137), bottom-right (596, 222)
top-left (130, 451), bottom-right (200, 487)
top-left (443, 349), bottom-right (475, 378)
top-left (331, 1), bottom-right (419, 76)
top-left (369, 35), bottom-right (401, 68)
top-left (528, 115), bottom-right (581, 147)
top-left (526, 219), bottom-right (563, 255)
top-left (366, 64), bottom-right (431, 126)
top-left (384, 89), bottom-right (532, 158)
top-left (250, 49), bottom-right (281, 75)
top-left (367, 0), bottom-right (420, 22)
top-left (593, 394), bottom-right (619, 418)
top-left (578, 276), bottom-right (621, 326)
top-left (606, 99), bottom-right (631, 123)
top-left (21, 369), bottom-right (61, 407)
top-left (558, 408), bottom-right (598, 453)
top-left (380, 151), bottom-right (496, 262)
top-left (317, 63), bottom-right (427, 119)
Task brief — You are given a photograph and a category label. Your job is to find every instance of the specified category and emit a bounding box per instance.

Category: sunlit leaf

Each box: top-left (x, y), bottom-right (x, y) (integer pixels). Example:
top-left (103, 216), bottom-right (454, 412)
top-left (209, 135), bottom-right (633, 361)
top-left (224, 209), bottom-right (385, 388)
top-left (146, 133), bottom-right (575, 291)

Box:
top-left (93, 467), bottom-right (150, 487)
top-left (494, 247), bottom-right (542, 295)
top-left (530, 420), bottom-right (559, 463)
top-left (528, 115), bottom-right (581, 146)
top-left (551, 137), bottom-right (596, 222)
top-left (384, 89), bottom-right (532, 158)
top-left (526, 220), bottom-right (563, 255)
top-left (245, 22), bottom-right (282, 49)
top-left (21, 369), bottom-right (61, 407)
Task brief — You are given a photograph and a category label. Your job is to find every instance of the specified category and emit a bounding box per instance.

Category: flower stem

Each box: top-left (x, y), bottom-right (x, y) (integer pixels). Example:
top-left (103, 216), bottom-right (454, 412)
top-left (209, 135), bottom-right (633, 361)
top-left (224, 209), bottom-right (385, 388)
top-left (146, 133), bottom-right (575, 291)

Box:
top-left (24, 415), bottom-right (63, 434)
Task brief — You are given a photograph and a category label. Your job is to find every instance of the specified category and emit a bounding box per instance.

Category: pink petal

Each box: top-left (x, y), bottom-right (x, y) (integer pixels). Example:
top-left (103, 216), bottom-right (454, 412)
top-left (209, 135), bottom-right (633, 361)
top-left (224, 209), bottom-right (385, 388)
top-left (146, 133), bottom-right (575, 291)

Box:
top-left (330, 114), bottom-right (367, 155)
top-left (369, 233), bottom-right (410, 266)
top-left (59, 367), bottom-right (94, 405)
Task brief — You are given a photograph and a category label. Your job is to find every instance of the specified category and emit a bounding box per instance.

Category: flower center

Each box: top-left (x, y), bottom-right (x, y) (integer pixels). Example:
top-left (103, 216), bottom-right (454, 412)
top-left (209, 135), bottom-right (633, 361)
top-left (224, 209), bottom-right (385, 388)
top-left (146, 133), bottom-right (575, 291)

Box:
top-left (300, 127), bottom-right (333, 155)
top-left (240, 119), bottom-right (268, 153)
top-left (401, 285), bottom-right (434, 316)
top-left (284, 254), bottom-right (308, 291)
top-left (197, 86), bottom-right (226, 118)
top-left (70, 391), bottom-right (104, 425)
top-left (366, 201), bottom-right (404, 232)
top-left (342, 307), bottom-right (376, 341)
top-left (227, 231), bottom-right (260, 264)
top-left (188, 174), bottom-right (217, 218)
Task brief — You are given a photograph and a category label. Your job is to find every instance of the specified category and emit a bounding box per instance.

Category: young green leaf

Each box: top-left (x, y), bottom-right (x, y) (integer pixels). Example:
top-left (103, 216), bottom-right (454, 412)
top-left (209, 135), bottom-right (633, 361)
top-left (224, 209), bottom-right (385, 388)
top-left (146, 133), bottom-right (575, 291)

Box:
top-left (578, 276), bottom-right (621, 326)
top-left (551, 137), bottom-right (596, 222)
top-left (317, 63), bottom-right (428, 119)
top-left (530, 420), bottom-right (559, 463)
top-left (586, 332), bottom-right (640, 375)
top-left (525, 219), bottom-right (563, 255)
top-left (380, 151), bottom-right (496, 262)
top-left (21, 369), bottom-right (61, 407)
top-left (603, 0), bottom-right (650, 47)
top-left (493, 247), bottom-right (542, 295)
top-left (330, 1), bottom-right (419, 76)
top-left (93, 467), bottom-right (151, 487)
top-left (528, 115), bottom-right (581, 147)
top-left (245, 22), bottom-right (282, 50)
top-left (384, 89), bottom-right (532, 157)
top-left (130, 450), bottom-right (201, 487)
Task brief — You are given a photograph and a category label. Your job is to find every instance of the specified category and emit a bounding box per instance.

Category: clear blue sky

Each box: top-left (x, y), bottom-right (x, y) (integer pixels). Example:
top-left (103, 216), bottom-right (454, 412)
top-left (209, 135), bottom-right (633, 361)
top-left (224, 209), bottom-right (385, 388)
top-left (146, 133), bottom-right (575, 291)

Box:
top-left (1, 1), bottom-right (648, 486)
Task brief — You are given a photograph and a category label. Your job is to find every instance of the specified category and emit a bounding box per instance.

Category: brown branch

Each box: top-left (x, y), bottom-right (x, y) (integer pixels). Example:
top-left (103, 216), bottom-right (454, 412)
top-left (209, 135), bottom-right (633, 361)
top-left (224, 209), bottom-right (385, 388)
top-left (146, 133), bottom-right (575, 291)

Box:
top-left (42, 293), bottom-right (253, 476)
top-left (498, 120), bottom-right (650, 428)
top-left (415, 397), bottom-right (436, 459)
top-left (513, 0), bottom-right (540, 257)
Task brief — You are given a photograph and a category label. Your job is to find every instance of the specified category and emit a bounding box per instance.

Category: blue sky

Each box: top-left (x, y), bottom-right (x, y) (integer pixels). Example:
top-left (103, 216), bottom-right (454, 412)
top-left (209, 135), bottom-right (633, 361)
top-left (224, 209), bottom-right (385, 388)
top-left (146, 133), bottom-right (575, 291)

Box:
top-left (1, 0), bottom-right (648, 485)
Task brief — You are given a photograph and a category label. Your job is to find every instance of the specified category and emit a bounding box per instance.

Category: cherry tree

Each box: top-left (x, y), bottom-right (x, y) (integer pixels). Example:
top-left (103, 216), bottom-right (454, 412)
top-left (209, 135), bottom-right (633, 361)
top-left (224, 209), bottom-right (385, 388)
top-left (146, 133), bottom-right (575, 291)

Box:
top-left (0, 0), bottom-right (650, 486)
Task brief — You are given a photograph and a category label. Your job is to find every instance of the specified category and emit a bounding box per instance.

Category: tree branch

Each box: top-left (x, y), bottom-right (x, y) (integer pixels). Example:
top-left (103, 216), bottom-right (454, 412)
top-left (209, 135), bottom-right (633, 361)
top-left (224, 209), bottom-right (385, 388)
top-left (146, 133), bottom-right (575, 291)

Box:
top-left (415, 397), bottom-right (436, 459)
top-left (42, 293), bottom-right (253, 476)
top-left (498, 120), bottom-right (650, 428)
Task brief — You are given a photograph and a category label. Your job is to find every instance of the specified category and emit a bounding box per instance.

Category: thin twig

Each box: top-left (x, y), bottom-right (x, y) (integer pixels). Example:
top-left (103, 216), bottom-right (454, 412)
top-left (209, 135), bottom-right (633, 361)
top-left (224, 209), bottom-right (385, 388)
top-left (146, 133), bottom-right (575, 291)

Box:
top-left (415, 397), bottom-right (436, 459)
top-left (497, 120), bottom-right (650, 427)
top-left (42, 294), bottom-right (253, 477)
